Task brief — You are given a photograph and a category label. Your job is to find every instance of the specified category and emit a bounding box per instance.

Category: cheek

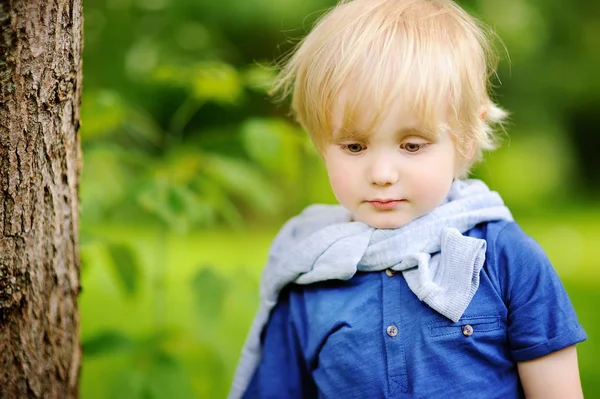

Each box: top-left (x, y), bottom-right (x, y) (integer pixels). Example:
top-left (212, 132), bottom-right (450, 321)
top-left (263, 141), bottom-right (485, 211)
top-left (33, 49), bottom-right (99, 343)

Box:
top-left (325, 156), bottom-right (356, 202)
top-left (412, 158), bottom-right (455, 203)
top-left (327, 166), bottom-right (349, 198)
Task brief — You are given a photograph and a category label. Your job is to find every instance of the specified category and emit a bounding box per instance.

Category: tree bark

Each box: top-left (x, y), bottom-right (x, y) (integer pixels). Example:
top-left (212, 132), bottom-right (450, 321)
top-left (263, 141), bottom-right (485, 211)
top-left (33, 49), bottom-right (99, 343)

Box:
top-left (0, 0), bottom-right (82, 397)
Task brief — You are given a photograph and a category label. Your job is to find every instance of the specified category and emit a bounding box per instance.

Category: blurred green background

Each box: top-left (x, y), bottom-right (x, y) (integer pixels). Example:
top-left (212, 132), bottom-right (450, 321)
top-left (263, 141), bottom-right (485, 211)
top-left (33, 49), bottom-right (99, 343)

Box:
top-left (79, 0), bottom-right (600, 397)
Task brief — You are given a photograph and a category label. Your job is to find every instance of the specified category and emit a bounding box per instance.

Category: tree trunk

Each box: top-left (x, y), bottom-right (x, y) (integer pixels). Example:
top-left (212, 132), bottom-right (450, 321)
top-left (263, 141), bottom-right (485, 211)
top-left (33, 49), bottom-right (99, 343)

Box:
top-left (0, 0), bottom-right (82, 397)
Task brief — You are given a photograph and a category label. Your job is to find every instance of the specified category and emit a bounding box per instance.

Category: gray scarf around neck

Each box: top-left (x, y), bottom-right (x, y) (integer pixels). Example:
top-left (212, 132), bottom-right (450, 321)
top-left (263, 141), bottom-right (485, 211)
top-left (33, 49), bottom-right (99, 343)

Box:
top-left (229, 179), bottom-right (513, 399)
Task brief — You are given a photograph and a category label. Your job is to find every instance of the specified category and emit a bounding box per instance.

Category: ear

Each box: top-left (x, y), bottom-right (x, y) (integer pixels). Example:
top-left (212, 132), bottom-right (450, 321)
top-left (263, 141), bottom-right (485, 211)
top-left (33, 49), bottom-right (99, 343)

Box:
top-left (479, 105), bottom-right (488, 121)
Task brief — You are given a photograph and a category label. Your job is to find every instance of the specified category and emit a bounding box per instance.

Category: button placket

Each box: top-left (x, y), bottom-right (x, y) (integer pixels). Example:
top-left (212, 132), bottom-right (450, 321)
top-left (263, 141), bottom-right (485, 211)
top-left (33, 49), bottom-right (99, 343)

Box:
top-left (381, 273), bottom-right (408, 394)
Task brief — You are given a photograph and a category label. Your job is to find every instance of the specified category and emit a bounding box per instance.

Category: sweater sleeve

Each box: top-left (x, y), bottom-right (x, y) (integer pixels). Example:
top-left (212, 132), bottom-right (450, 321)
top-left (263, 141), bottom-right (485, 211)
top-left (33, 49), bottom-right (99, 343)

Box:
top-left (242, 285), bottom-right (317, 399)
top-left (490, 222), bottom-right (587, 362)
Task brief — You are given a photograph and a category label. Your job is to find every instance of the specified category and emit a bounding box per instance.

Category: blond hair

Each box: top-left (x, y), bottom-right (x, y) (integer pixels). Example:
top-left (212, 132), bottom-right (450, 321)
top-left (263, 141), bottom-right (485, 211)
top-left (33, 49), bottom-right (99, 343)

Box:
top-left (271, 0), bottom-right (507, 176)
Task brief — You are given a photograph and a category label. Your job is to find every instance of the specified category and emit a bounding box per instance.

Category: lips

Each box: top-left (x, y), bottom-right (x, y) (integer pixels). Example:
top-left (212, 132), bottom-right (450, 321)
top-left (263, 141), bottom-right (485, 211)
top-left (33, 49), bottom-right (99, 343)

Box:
top-left (367, 199), bottom-right (405, 210)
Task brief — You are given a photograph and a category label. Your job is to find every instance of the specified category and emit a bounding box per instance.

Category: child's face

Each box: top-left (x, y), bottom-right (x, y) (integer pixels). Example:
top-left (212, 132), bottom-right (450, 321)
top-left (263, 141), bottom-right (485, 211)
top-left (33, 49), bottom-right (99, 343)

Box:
top-left (323, 102), bottom-right (461, 229)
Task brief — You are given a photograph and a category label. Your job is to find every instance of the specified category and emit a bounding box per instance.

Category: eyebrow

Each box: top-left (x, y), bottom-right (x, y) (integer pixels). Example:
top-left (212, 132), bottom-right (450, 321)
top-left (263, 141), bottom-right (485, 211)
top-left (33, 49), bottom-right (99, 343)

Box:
top-left (394, 127), bottom-right (439, 141)
top-left (331, 129), bottom-right (372, 142)
top-left (331, 124), bottom-right (441, 142)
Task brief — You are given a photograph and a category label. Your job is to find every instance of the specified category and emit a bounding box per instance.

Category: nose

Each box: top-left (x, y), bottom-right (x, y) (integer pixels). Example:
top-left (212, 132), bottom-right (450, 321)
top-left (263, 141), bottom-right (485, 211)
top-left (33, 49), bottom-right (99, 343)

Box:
top-left (368, 153), bottom-right (399, 186)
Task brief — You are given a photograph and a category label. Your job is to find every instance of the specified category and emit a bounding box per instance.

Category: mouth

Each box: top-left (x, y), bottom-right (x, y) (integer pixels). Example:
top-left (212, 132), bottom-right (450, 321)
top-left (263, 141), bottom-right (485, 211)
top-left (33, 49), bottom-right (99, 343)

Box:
top-left (366, 199), bottom-right (405, 210)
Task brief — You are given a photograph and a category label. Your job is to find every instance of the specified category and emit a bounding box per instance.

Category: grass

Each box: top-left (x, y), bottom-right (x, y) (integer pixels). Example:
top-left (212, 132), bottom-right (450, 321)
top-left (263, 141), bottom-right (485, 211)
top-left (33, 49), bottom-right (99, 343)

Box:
top-left (79, 212), bottom-right (600, 398)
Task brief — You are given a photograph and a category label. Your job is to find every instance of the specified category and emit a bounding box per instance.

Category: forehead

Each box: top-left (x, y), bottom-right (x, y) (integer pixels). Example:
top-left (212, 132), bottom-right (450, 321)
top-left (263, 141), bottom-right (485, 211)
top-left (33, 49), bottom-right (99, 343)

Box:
top-left (330, 91), bottom-right (445, 141)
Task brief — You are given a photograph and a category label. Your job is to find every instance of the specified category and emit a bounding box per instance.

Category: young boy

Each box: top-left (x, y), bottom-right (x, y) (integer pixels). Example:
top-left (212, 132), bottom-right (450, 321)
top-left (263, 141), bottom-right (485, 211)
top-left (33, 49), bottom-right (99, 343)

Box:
top-left (230, 0), bottom-right (587, 397)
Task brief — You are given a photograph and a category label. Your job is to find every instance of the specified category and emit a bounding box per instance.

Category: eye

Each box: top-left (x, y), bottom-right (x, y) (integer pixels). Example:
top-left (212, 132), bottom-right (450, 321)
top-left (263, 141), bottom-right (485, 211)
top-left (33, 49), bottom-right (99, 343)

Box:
top-left (341, 143), bottom-right (366, 153)
top-left (401, 142), bottom-right (426, 153)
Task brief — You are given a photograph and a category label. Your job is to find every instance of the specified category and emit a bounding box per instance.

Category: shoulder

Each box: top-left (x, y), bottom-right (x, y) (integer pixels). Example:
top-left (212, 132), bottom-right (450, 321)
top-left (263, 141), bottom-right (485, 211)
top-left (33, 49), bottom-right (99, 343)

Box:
top-left (481, 220), bottom-right (550, 268)
top-left (473, 220), bottom-right (557, 300)
top-left (475, 220), bottom-right (564, 303)
top-left (476, 224), bottom-right (587, 361)
top-left (484, 220), bottom-right (542, 251)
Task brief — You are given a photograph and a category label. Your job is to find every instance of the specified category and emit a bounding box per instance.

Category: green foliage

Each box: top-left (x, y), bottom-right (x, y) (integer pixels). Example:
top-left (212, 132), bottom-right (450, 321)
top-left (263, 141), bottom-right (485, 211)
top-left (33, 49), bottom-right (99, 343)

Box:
top-left (190, 267), bottom-right (228, 325)
top-left (84, 328), bottom-right (197, 399)
top-left (83, 330), bottom-right (136, 357)
top-left (153, 61), bottom-right (243, 104)
top-left (106, 243), bottom-right (142, 297)
top-left (81, 91), bottom-right (127, 139)
top-left (79, 1), bottom-right (319, 395)
top-left (79, 0), bottom-right (600, 397)
top-left (242, 64), bottom-right (278, 94)
top-left (203, 153), bottom-right (280, 213)
top-left (241, 118), bottom-right (308, 182)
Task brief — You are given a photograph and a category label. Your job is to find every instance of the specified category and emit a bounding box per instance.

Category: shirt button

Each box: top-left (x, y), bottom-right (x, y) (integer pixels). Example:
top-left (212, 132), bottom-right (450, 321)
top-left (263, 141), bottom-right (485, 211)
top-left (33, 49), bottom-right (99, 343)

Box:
top-left (385, 269), bottom-right (396, 277)
top-left (386, 325), bottom-right (399, 337)
top-left (462, 324), bottom-right (474, 337)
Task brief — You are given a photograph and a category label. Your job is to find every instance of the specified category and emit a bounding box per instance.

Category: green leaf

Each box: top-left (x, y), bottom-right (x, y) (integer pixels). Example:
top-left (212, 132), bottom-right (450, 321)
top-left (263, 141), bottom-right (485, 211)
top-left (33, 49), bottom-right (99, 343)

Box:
top-left (110, 369), bottom-right (146, 399)
top-left (190, 267), bottom-right (228, 325)
top-left (152, 62), bottom-right (243, 105)
top-left (162, 151), bottom-right (203, 186)
top-left (240, 118), bottom-right (303, 182)
top-left (80, 90), bottom-right (127, 141)
top-left (191, 344), bottom-right (228, 398)
top-left (196, 178), bottom-right (244, 228)
top-left (202, 153), bottom-right (280, 213)
top-left (193, 200), bottom-right (219, 228)
top-left (242, 63), bottom-right (277, 93)
top-left (240, 118), bottom-right (284, 168)
top-left (123, 108), bottom-right (164, 148)
top-left (152, 65), bottom-right (185, 85)
top-left (106, 242), bottom-right (141, 297)
top-left (137, 177), bottom-right (202, 233)
top-left (83, 330), bottom-right (135, 357)
top-left (80, 146), bottom-right (130, 220)
top-left (191, 62), bottom-right (242, 104)
top-left (145, 353), bottom-right (196, 399)
top-left (109, 344), bottom-right (196, 399)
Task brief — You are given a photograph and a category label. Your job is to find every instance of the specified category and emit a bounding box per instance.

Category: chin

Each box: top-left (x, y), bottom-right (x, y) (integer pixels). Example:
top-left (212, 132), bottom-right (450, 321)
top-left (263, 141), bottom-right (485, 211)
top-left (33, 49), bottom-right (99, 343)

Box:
top-left (361, 214), bottom-right (412, 229)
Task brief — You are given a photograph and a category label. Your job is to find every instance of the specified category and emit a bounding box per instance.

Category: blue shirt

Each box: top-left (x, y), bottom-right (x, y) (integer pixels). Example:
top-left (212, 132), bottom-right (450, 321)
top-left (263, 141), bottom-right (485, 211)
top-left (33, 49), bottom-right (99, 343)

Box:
top-left (243, 221), bottom-right (587, 398)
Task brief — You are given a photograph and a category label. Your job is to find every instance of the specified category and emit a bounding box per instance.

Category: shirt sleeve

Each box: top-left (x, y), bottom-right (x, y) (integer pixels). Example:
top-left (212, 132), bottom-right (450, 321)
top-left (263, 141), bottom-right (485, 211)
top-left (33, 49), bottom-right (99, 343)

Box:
top-left (490, 222), bottom-right (587, 362)
top-left (242, 285), bottom-right (317, 399)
